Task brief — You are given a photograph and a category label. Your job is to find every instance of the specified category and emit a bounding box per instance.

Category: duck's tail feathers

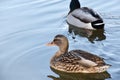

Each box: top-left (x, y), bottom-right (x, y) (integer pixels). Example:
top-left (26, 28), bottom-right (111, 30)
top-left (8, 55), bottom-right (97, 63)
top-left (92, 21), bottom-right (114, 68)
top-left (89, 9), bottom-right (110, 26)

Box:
top-left (91, 19), bottom-right (105, 29)
top-left (96, 64), bottom-right (111, 73)
top-left (103, 64), bottom-right (111, 69)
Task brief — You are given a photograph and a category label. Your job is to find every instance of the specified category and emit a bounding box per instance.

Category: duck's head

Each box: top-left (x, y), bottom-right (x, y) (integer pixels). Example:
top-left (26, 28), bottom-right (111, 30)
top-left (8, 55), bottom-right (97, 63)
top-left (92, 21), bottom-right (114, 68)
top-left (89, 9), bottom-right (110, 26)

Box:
top-left (70, 0), bottom-right (81, 12)
top-left (47, 34), bottom-right (69, 53)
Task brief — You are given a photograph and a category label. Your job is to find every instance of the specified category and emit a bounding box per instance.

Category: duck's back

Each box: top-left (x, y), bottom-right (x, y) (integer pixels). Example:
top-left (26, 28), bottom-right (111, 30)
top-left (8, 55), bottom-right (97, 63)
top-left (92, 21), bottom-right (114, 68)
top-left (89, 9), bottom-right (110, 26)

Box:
top-left (81, 7), bottom-right (102, 20)
top-left (50, 50), bottom-right (109, 73)
top-left (70, 7), bottom-right (102, 23)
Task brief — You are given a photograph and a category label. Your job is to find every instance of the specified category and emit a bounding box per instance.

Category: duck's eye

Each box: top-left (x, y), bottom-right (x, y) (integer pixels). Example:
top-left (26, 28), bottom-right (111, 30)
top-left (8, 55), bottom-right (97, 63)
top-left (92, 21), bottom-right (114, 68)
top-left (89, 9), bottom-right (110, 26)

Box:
top-left (54, 39), bottom-right (59, 42)
top-left (53, 39), bottom-right (62, 45)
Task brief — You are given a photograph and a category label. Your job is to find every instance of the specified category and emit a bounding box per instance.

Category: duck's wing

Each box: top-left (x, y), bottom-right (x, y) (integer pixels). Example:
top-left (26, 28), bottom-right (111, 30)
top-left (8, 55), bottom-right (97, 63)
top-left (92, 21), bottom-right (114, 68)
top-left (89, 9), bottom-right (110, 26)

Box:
top-left (71, 7), bottom-right (102, 23)
top-left (81, 7), bottom-right (102, 19)
top-left (56, 50), bottom-right (105, 67)
top-left (71, 50), bottom-right (106, 66)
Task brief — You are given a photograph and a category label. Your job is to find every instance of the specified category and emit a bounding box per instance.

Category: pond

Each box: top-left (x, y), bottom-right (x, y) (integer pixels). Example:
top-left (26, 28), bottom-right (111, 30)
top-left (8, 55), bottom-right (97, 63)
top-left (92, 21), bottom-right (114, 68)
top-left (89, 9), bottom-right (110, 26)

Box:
top-left (0, 0), bottom-right (120, 80)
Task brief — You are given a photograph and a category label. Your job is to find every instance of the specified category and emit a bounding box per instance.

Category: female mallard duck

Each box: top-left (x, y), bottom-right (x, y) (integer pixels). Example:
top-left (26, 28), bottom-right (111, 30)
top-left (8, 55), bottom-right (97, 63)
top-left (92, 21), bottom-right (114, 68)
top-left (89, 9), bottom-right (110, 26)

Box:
top-left (67, 0), bottom-right (104, 30)
top-left (47, 34), bottom-right (110, 73)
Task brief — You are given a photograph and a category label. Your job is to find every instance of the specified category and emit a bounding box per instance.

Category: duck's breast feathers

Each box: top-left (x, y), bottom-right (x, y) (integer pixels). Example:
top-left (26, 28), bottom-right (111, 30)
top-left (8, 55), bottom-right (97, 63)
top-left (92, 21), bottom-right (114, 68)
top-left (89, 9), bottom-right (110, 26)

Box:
top-left (70, 7), bottom-right (102, 23)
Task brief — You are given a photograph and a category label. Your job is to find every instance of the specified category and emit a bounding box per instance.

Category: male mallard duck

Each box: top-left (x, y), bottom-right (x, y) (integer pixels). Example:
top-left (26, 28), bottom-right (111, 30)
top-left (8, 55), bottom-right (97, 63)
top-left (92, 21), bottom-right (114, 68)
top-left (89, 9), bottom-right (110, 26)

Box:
top-left (47, 34), bottom-right (110, 73)
top-left (67, 0), bottom-right (104, 30)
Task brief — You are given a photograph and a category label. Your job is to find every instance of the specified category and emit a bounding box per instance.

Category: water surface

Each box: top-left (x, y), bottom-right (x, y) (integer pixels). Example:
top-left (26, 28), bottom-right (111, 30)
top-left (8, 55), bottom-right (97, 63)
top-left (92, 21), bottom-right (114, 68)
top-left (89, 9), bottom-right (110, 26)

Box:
top-left (0, 0), bottom-right (120, 80)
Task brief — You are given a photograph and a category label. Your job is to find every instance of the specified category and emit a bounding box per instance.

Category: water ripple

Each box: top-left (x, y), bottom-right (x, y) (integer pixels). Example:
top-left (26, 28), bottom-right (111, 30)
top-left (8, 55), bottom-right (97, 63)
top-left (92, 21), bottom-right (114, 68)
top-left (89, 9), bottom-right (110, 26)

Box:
top-left (0, 0), bottom-right (120, 80)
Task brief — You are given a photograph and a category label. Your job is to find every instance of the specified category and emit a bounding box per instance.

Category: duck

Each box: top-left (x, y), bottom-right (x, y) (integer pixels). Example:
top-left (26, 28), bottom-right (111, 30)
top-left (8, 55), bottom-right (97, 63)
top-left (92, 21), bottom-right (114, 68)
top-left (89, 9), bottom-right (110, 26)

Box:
top-left (47, 34), bottom-right (111, 73)
top-left (67, 0), bottom-right (104, 30)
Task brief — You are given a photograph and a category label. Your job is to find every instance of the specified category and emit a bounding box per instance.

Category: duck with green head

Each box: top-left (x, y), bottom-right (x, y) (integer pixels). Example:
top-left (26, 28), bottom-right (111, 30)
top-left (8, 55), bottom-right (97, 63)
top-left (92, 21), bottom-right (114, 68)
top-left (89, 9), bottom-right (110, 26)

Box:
top-left (67, 0), bottom-right (104, 30)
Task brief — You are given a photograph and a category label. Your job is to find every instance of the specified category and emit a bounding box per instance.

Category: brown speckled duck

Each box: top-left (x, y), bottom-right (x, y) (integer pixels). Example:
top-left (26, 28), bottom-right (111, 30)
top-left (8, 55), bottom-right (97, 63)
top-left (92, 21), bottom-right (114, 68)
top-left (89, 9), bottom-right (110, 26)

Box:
top-left (47, 34), bottom-right (111, 73)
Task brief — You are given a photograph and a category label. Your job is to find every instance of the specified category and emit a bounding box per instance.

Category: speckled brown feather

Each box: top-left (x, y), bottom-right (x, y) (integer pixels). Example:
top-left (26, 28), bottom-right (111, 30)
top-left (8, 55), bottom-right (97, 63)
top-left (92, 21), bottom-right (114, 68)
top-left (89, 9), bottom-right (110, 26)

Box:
top-left (50, 50), bottom-right (110, 73)
top-left (72, 50), bottom-right (105, 66)
top-left (49, 34), bottom-right (110, 73)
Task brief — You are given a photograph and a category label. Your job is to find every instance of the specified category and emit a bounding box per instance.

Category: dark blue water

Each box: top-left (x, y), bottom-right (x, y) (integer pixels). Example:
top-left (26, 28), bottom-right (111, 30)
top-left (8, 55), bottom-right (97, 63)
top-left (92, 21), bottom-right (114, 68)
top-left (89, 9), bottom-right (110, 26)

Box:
top-left (0, 0), bottom-right (120, 80)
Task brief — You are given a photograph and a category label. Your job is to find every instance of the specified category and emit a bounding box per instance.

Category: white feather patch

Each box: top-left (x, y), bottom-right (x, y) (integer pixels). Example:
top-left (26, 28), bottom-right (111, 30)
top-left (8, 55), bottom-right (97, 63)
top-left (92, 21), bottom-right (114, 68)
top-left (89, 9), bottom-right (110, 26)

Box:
top-left (94, 23), bottom-right (104, 26)
top-left (78, 56), bottom-right (98, 67)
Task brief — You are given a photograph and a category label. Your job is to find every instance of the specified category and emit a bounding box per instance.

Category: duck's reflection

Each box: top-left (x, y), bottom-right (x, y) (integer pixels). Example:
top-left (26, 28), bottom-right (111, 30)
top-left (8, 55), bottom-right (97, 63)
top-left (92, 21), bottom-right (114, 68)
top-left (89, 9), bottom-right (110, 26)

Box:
top-left (68, 24), bottom-right (106, 43)
top-left (48, 67), bottom-right (111, 80)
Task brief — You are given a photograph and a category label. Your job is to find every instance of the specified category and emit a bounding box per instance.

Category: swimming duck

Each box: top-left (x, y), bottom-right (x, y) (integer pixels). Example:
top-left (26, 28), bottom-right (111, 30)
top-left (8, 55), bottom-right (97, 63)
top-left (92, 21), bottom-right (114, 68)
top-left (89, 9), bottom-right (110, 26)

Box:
top-left (47, 34), bottom-right (110, 73)
top-left (67, 0), bottom-right (104, 30)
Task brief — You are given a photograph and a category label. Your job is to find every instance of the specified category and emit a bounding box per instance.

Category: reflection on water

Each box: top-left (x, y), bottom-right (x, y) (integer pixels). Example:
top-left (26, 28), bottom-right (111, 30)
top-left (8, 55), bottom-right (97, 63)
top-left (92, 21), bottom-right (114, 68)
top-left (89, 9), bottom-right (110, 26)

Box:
top-left (68, 24), bottom-right (106, 43)
top-left (48, 67), bottom-right (111, 80)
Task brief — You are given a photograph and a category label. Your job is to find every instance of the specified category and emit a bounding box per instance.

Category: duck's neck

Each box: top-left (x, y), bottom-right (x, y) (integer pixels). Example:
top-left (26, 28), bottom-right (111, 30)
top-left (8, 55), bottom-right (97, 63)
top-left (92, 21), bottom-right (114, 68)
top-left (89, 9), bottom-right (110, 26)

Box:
top-left (55, 43), bottom-right (69, 57)
top-left (59, 44), bottom-right (69, 54)
top-left (70, 0), bottom-right (81, 12)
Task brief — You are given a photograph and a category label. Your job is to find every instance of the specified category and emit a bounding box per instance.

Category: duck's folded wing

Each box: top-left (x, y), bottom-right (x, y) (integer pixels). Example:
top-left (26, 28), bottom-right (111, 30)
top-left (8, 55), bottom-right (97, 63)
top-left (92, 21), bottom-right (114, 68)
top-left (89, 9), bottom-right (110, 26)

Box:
top-left (69, 51), bottom-right (98, 67)
top-left (71, 7), bottom-right (102, 23)
top-left (72, 50), bottom-right (106, 66)
top-left (56, 50), bottom-right (105, 67)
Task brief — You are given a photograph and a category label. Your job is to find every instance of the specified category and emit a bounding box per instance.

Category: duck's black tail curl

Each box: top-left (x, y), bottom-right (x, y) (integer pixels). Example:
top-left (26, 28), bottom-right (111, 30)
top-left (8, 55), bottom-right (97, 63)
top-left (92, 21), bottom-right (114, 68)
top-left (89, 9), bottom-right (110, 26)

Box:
top-left (70, 0), bottom-right (81, 13)
top-left (91, 19), bottom-right (105, 29)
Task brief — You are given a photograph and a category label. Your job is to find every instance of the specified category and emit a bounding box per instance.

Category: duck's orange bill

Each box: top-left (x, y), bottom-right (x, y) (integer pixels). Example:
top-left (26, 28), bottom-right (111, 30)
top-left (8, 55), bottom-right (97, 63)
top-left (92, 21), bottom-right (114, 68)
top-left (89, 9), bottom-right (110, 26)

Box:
top-left (46, 42), bottom-right (56, 46)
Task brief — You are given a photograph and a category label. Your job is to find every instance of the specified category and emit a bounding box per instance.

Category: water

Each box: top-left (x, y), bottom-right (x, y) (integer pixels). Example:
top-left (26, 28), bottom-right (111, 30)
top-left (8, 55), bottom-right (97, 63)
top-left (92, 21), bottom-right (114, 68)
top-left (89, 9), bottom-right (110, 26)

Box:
top-left (0, 0), bottom-right (120, 80)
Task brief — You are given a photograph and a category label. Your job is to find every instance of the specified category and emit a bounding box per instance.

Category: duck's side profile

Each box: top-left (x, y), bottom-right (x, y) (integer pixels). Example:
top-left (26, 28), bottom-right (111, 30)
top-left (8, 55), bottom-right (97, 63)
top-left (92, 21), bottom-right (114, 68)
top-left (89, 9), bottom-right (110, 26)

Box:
top-left (67, 0), bottom-right (104, 30)
top-left (47, 34), bottom-right (110, 73)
